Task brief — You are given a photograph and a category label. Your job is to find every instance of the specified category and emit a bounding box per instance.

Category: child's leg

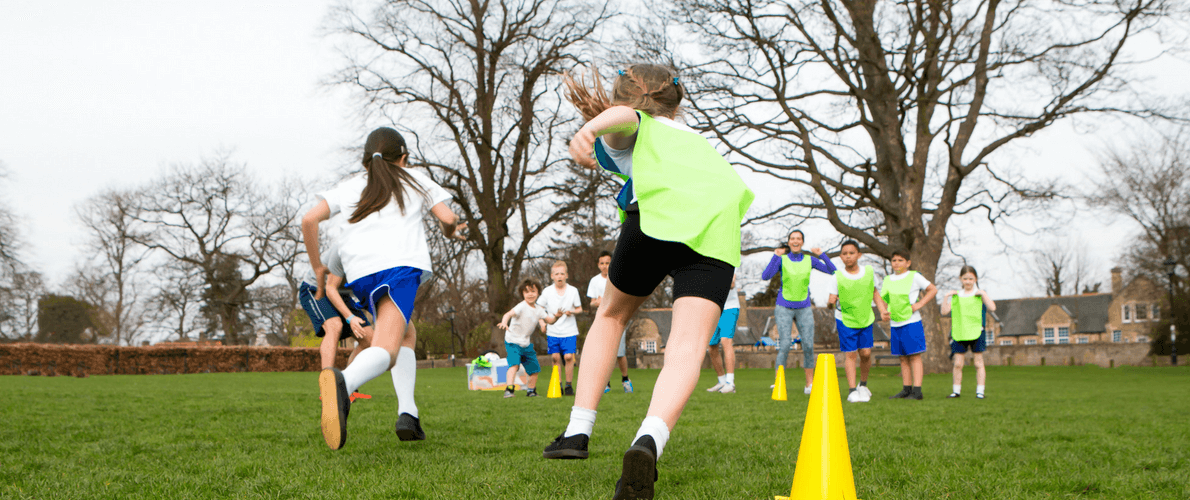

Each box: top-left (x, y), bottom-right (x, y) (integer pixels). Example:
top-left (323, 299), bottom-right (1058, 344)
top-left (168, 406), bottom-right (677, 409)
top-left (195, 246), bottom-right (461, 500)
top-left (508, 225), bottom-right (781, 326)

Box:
top-left (859, 348), bottom-right (872, 383)
top-left (708, 343), bottom-right (725, 377)
top-left (391, 322), bottom-right (418, 417)
top-left (910, 353), bottom-right (923, 387)
top-left (618, 356), bottom-right (629, 377)
top-left (974, 352), bottom-right (986, 388)
top-left (347, 328), bottom-right (372, 365)
top-left (573, 284), bottom-right (649, 411)
top-left (342, 296), bottom-right (406, 393)
top-left (320, 318), bottom-right (344, 368)
top-left (507, 364), bottom-right (521, 388)
top-left (899, 356), bottom-right (912, 386)
top-left (528, 372), bottom-right (539, 389)
top-left (551, 352), bottom-right (562, 370)
top-left (721, 338), bottom-right (735, 376)
top-left (952, 351), bottom-right (966, 388)
top-left (563, 353), bottom-right (576, 383)
top-left (844, 351), bottom-right (858, 388)
top-left (643, 296), bottom-right (720, 429)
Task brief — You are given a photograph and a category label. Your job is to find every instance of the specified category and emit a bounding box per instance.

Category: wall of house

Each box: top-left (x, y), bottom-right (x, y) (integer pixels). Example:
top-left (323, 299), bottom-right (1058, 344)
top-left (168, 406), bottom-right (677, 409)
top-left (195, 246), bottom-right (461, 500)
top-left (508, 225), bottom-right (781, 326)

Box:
top-left (1105, 277), bottom-right (1166, 344)
top-left (979, 342), bottom-right (1161, 367)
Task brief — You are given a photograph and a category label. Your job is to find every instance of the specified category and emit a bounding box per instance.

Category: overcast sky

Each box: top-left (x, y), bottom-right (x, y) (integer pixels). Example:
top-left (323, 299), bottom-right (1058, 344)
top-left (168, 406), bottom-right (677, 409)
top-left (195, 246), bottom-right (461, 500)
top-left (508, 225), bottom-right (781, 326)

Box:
top-left (2, 1), bottom-right (1188, 305)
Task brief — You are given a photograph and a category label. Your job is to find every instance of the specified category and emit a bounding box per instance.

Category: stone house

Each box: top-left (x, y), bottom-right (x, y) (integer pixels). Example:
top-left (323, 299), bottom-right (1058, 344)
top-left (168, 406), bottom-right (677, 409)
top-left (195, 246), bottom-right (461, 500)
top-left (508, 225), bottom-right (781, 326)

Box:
top-left (990, 268), bottom-right (1165, 346)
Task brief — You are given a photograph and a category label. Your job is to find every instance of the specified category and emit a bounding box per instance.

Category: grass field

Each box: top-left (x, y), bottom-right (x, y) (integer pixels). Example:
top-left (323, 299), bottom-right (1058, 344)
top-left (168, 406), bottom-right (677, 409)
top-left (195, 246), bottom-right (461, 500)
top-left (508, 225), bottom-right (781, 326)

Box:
top-left (2, 365), bottom-right (1188, 499)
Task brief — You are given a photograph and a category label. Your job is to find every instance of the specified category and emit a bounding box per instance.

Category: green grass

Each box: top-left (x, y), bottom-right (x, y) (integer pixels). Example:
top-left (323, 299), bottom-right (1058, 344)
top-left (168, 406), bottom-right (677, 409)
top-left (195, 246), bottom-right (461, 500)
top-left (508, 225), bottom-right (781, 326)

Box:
top-left (1, 365), bottom-right (1188, 499)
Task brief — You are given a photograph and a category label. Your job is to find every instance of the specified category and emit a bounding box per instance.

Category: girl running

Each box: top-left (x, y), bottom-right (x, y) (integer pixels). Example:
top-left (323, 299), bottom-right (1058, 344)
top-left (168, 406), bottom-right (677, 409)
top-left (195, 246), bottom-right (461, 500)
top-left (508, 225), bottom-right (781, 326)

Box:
top-left (940, 265), bottom-right (996, 399)
top-left (543, 64), bottom-right (754, 500)
top-left (301, 127), bottom-right (466, 450)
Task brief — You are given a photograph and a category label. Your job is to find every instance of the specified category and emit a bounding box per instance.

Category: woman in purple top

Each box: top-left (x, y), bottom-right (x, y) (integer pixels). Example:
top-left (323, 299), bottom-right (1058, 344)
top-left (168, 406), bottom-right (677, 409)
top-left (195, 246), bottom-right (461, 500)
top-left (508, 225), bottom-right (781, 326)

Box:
top-left (761, 230), bottom-right (836, 394)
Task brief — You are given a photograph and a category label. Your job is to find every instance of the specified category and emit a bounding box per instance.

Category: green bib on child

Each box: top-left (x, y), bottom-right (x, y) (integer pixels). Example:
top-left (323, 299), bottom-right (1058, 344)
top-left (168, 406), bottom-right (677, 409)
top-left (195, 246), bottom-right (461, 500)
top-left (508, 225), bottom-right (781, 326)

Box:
top-left (630, 111), bottom-right (754, 267)
top-left (951, 295), bottom-right (984, 341)
top-left (780, 255), bottom-right (812, 303)
top-left (880, 271), bottom-right (916, 323)
top-left (837, 266), bottom-right (875, 329)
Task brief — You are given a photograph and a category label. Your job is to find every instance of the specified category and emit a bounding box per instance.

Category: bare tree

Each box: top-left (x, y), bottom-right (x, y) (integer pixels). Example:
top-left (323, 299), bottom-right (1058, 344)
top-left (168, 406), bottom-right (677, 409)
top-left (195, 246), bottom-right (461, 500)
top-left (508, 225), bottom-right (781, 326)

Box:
top-left (0, 271), bottom-right (43, 340)
top-left (71, 189), bottom-right (149, 345)
top-left (148, 260), bottom-right (205, 342)
top-left (1026, 238), bottom-right (1097, 296)
top-left (130, 154), bottom-right (304, 344)
top-left (656, 0), bottom-right (1177, 371)
top-left (327, 0), bottom-right (616, 316)
top-left (0, 160), bottom-right (19, 277)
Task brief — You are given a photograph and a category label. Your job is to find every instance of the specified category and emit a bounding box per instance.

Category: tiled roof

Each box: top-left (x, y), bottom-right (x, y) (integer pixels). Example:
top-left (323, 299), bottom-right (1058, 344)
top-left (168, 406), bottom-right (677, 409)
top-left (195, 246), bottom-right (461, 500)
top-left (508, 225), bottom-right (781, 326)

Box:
top-left (994, 294), bottom-right (1113, 336)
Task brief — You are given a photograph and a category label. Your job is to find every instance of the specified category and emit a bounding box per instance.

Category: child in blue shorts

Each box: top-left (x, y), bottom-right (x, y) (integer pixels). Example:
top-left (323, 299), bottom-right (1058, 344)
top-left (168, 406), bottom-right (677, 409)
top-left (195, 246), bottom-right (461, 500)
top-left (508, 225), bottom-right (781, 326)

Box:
top-left (537, 261), bottom-right (583, 396)
top-left (499, 279), bottom-right (562, 398)
top-left (827, 240), bottom-right (889, 403)
top-left (298, 243), bottom-right (373, 371)
top-left (706, 275), bottom-right (740, 393)
top-left (880, 249), bottom-right (937, 400)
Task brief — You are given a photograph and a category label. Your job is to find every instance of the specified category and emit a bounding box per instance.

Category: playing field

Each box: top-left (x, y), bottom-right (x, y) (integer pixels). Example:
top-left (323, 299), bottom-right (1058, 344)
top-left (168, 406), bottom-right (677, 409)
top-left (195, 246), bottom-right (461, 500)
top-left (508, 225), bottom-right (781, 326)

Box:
top-left (2, 365), bottom-right (1187, 499)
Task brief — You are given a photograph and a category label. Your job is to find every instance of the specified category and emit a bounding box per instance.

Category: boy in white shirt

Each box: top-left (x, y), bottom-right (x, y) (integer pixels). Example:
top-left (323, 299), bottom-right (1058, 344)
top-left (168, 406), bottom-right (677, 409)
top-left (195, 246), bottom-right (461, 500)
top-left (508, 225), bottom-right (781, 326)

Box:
top-left (880, 249), bottom-right (937, 400)
top-left (499, 280), bottom-right (562, 398)
top-left (826, 240), bottom-right (890, 403)
top-left (588, 251), bottom-right (634, 394)
top-left (538, 260), bottom-right (584, 396)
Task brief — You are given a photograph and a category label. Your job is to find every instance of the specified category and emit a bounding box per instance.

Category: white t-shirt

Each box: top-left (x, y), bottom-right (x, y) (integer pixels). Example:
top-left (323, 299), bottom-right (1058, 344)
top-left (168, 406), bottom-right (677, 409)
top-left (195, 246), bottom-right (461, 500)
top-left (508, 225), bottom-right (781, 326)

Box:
top-left (723, 279), bottom-right (740, 310)
top-left (595, 116), bottom-right (700, 204)
top-left (317, 170), bottom-right (451, 282)
top-left (587, 275), bottom-right (608, 299)
top-left (828, 267), bottom-right (881, 321)
top-left (537, 284), bottom-right (582, 338)
top-left (885, 271), bottom-right (933, 327)
top-left (301, 244), bottom-right (346, 286)
top-left (506, 301), bottom-right (548, 347)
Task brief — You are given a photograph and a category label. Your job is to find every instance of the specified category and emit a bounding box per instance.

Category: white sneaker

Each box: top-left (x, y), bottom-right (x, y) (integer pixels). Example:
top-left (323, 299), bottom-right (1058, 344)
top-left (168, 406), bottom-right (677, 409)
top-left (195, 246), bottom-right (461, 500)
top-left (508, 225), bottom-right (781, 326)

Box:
top-left (707, 382), bottom-right (725, 392)
top-left (858, 386), bottom-right (872, 400)
top-left (719, 383), bottom-right (736, 393)
top-left (770, 384), bottom-right (776, 389)
top-left (803, 385), bottom-right (813, 395)
top-left (846, 390), bottom-right (862, 403)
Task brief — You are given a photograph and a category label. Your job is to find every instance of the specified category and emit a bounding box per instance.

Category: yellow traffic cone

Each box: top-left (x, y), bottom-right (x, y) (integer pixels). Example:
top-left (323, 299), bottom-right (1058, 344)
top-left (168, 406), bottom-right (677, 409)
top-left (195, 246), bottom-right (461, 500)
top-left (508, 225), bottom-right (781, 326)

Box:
top-left (772, 365), bottom-right (788, 401)
top-left (775, 353), bottom-right (859, 500)
top-left (546, 364), bottom-right (562, 398)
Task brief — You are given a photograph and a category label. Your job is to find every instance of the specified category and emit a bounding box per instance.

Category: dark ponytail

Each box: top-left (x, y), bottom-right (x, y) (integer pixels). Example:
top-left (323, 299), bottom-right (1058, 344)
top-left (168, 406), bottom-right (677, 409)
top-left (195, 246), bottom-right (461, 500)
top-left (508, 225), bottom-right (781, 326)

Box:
top-left (959, 265), bottom-right (979, 283)
top-left (350, 127), bottom-right (428, 224)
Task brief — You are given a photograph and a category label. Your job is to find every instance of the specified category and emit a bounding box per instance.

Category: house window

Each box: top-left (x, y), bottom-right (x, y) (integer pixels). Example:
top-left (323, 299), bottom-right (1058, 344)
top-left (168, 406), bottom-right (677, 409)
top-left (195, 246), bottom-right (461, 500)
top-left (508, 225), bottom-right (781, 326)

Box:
top-left (1026, 339), bottom-right (1038, 345)
top-left (987, 328), bottom-right (995, 343)
top-left (1135, 303), bottom-right (1148, 321)
top-left (640, 340), bottom-right (657, 353)
top-left (1000, 339), bottom-right (1013, 346)
top-left (1152, 304), bottom-right (1160, 320)
top-left (1112, 330), bottom-right (1122, 343)
top-left (1123, 304), bottom-right (1131, 323)
top-left (1077, 337), bottom-right (1089, 344)
top-left (1044, 328), bottom-right (1055, 344)
top-left (1058, 327), bottom-right (1069, 340)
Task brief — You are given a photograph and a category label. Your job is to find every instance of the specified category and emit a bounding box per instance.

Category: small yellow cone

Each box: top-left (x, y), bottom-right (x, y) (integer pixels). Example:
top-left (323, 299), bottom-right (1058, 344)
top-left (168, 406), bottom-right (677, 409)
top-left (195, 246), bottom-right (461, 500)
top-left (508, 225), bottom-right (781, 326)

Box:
top-left (777, 353), bottom-right (860, 500)
top-left (546, 364), bottom-right (562, 398)
top-left (772, 365), bottom-right (788, 401)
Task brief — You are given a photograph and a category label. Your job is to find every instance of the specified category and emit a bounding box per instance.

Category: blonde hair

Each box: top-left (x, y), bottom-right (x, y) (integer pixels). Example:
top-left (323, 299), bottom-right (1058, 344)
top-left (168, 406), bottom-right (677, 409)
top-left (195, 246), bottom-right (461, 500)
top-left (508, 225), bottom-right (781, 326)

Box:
top-left (551, 260), bottom-right (568, 271)
top-left (563, 64), bottom-right (684, 121)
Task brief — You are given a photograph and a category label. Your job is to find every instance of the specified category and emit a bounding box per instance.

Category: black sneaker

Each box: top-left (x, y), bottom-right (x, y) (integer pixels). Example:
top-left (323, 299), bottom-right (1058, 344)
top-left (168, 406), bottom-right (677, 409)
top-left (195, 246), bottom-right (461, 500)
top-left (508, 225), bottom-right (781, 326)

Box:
top-left (947, 392), bottom-right (961, 398)
top-left (526, 389), bottom-right (538, 397)
top-left (907, 389), bottom-right (924, 400)
top-left (563, 385), bottom-right (575, 396)
top-left (318, 368), bottom-right (351, 450)
top-left (543, 433), bottom-right (589, 459)
top-left (504, 386), bottom-right (516, 398)
top-left (613, 435), bottom-right (658, 500)
top-left (888, 388), bottom-right (911, 399)
top-left (394, 413), bottom-right (426, 441)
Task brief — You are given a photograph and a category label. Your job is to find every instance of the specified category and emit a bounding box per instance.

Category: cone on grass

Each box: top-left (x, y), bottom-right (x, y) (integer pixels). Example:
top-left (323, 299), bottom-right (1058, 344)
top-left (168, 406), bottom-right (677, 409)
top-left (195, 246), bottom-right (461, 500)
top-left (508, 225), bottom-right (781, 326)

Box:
top-left (772, 365), bottom-right (788, 401)
top-left (546, 364), bottom-right (562, 398)
top-left (774, 354), bottom-right (860, 500)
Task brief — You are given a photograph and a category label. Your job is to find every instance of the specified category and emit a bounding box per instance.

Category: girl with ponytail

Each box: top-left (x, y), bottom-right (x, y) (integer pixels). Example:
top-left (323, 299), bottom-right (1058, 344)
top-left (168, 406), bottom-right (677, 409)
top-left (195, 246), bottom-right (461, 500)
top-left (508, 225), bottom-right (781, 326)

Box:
top-left (301, 127), bottom-right (466, 450)
top-left (940, 265), bottom-right (996, 399)
top-left (545, 65), bottom-right (754, 500)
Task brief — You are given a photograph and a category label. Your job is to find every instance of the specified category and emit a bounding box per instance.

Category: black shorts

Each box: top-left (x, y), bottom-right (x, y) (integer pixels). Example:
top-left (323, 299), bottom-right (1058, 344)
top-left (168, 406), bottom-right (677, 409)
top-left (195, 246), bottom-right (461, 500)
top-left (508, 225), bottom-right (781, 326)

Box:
top-left (950, 331), bottom-right (988, 355)
top-left (607, 211), bottom-right (735, 309)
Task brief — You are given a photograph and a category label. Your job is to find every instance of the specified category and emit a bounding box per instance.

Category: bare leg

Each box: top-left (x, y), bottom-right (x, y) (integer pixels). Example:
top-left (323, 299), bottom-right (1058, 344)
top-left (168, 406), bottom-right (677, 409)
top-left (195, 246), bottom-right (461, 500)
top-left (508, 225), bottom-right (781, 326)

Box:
top-left (319, 318), bottom-right (344, 368)
top-left (573, 283), bottom-right (650, 411)
top-left (645, 296), bottom-right (721, 428)
top-left (722, 338), bottom-right (735, 375)
top-left (564, 353), bottom-right (576, 384)
top-left (804, 367), bottom-right (814, 388)
top-left (346, 330), bottom-right (371, 365)
top-left (507, 364), bottom-right (520, 388)
top-left (974, 352), bottom-right (986, 387)
top-left (617, 356), bottom-right (629, 377)
top-left (859, 348), bottom-right (872, 383)
top-left (900, 356), bottom-right (912, 386)
top-left (910, 353), bottom-right (923, 387)
top-left (708, 344), bottom-right (725, 377)
top-left (845, 351), bottom-right (858, 388)
top-left (953, 353), bottom-right (966, 387)
top-left (371, 297), bottom-right (408, 366)
top-left (551, 353), bottom-right (562, 378)
top-left (527, 372), bottom-right (538, 389)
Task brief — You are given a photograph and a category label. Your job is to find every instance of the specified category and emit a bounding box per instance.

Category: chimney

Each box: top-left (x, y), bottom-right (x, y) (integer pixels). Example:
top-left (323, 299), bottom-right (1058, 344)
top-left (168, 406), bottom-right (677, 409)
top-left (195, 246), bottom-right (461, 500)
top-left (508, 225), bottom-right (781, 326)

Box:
top-left (1111, 267), bottom-right (1123, 294)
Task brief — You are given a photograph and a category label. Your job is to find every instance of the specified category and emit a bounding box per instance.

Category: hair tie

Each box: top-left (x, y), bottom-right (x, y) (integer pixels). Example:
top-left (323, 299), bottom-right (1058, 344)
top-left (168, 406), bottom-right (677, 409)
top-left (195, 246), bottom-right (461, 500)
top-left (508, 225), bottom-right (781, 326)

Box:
top-left (372, 152), bottom-right (383, 158)
top-left (673, 77), bottom-right (680, 85)
top-left (618, 69), bottom-right (625, 76)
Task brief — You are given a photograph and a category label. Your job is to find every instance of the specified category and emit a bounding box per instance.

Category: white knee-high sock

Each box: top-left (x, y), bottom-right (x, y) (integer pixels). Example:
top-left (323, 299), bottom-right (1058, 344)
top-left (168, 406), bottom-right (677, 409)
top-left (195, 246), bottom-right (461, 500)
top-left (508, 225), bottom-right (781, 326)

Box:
top-left (392, 347), bottom-right (418, 418)
top-left (564, 406), bottom-right (597, 437)
top-left (634, 416), bottom-right (670, 459)
top-left (342, 346), bottom-right (391, 394)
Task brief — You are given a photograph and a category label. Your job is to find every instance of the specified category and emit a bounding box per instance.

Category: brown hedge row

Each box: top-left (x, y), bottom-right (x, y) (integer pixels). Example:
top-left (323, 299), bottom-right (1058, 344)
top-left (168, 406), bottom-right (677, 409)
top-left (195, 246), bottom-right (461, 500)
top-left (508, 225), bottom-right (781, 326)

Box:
top-left (0, 343), bottom-right (355, 376)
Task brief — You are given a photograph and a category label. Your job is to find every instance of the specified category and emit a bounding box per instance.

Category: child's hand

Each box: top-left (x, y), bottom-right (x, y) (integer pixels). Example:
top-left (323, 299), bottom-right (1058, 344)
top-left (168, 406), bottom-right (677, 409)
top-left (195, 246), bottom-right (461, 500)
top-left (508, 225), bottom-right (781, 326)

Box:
top-left (312, 265), bottom-right (329, 300)
top-left (569, 127), bottom-right (598, 169)
top-left (453, 221), bottom-right (469, 241)
top-left (973, 289), bottom-right (984, 296)
top-left (498, 321), bottom-right (509, 330)
top-left (881, 311), bottom-right (891, 321)
top-left (349, 316), bottom-right (367, 338)
top-left (944, 290), bottom-right (956, 298)
top-left (911, 303), bottom-right (922, 312)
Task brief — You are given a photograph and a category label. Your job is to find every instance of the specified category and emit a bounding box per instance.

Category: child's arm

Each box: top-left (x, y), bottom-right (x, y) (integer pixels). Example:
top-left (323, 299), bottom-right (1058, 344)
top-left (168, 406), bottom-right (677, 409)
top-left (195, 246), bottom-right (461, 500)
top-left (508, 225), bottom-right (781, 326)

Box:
top-left (873, 289), bottom-right (890, 320)
top-left (325, 273), bottom-right (365, 339)
top-left (976, 289), bottom-right (997, 312)
top-left (498, 309), bottom-right (516, 330)
top-left (912, 284), bottom-right (938, 312)
top-left (827, 294), bottom-right (838, 309)
top-left (939, 291), bottom-right (955, 315)
top-left (301, 201), bottom-right (331, 299)
top-left (570, 106), bottom-right (640, 169)
top-left (430, 202), bottom-right (468, 241)
top-left (542, 309), bottom-right (561, 325)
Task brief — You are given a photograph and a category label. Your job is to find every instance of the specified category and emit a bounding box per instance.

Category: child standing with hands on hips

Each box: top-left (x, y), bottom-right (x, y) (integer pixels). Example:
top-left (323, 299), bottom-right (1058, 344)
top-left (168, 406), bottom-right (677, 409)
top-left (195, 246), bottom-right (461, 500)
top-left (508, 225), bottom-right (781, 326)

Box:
top-left (880, 249), bottom-right (937, 400)
top-left (543, 65), bottom-right (753, 500)
top-left (941, 265), bottom-right (996, 399)
top-left (302, 127), bottom-right (466, 450)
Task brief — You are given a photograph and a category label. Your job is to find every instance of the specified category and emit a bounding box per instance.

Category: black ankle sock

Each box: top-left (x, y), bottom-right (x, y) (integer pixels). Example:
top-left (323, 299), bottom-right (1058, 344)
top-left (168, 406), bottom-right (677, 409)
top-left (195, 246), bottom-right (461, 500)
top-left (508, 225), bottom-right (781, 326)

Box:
top-left (859, 381), bottom-right (867, 387)
top-left (622, 376), bottom-right (630, 382)
top-left (912, 386), bottom-right (922, 395)
top-left (902, 385), bottom-right (910, 393)
top-left (849, 387), bottom-right (857, 393)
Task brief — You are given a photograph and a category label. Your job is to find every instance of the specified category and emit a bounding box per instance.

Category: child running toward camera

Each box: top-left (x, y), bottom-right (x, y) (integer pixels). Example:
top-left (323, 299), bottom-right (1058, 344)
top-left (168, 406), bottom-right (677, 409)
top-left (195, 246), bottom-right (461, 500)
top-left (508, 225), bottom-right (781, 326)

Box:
top-left (498, 279), bottom-right (562, 398)
top-left (826, 240), bottom-right (889, 403)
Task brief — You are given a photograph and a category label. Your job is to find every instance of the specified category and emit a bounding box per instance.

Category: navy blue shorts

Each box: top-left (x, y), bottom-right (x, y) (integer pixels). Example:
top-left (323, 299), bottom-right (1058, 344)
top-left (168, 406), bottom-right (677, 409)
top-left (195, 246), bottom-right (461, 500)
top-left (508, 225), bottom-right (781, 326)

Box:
top-left (298, 282), bottom-right (369, 337)
top-left (890, 321), bottom-right (927, 356)
top-left (951, 331), bottom-right (988, 354)
top-left (348, 266), bottom-right (422, 324)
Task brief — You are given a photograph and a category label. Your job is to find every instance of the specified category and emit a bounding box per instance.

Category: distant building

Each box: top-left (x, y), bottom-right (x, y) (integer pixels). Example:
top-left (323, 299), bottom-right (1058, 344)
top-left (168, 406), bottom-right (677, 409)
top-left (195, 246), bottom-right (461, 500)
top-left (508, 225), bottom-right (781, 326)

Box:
top-left (990, 268), bottom-right (1164, 346)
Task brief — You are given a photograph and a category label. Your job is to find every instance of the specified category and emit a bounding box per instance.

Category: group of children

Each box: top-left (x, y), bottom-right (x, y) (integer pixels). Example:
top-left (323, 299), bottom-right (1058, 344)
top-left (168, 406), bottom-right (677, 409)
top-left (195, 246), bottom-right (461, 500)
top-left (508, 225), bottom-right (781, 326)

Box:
top-left (297, 63), bottom-right (994, 500)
